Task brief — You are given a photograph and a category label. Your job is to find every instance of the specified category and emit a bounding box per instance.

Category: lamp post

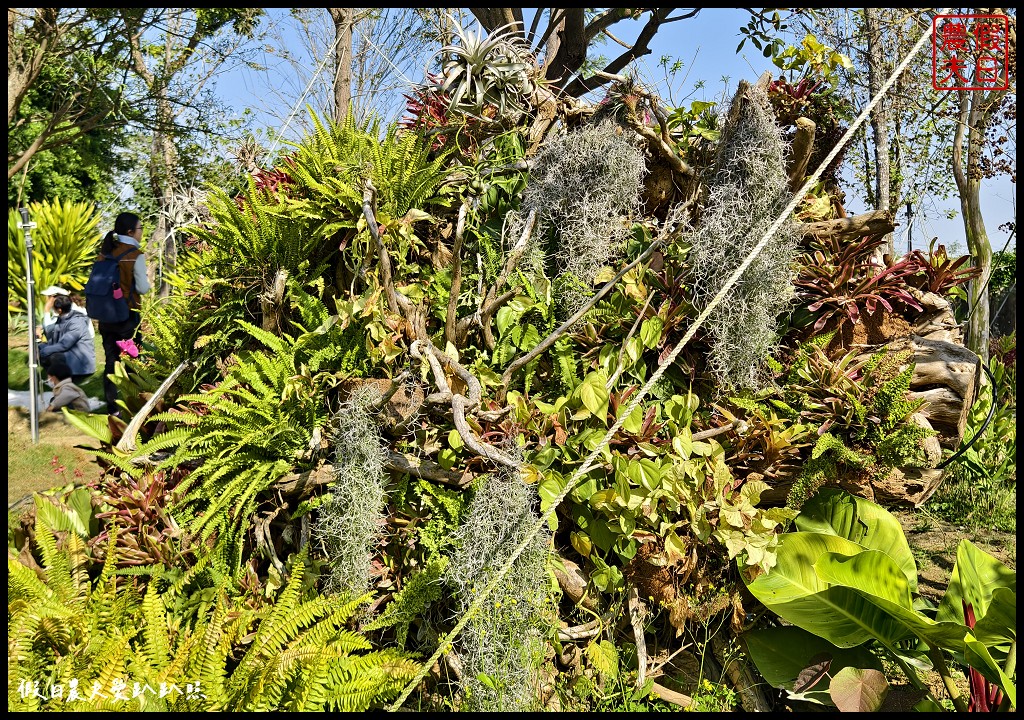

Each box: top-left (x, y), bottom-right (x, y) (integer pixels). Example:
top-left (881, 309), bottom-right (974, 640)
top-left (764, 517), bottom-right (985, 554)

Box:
top-left (17, 208), bottom-right (40, 444)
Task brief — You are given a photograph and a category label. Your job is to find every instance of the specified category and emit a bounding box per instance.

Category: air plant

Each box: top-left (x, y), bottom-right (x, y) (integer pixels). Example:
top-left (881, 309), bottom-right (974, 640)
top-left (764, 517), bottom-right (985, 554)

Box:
top-left (419, 17), bottom-right (538, 125)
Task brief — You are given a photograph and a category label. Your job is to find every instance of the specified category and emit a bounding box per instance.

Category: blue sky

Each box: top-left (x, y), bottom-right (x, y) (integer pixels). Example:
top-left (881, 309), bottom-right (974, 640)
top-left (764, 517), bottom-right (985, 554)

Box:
top-left (223, 8), bottom-right (1015, 255)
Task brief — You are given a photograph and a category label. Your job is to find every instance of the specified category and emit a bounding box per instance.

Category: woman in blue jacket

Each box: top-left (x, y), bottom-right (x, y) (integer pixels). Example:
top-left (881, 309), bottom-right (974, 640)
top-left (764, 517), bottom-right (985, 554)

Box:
top-left (38, 294), bottom-right (96, 384)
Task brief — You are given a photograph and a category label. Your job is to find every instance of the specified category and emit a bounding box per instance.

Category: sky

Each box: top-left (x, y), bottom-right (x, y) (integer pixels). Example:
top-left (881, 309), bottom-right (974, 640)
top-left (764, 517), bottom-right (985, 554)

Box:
top-left (221, 8), bottom-right (1015, 255)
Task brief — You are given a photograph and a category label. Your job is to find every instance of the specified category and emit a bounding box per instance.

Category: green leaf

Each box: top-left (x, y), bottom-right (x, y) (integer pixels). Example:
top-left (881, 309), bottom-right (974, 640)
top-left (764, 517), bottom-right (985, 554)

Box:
top-left (672, 427), bottom-right (693, 459)
top-left (447, 428), bottom-right (464, 450)
top-left (745, 625), bottom-right (884, 705)
top-left (639, 316), bottom-right (663, 349)
top-left (795, 488), bottom-right (918, 593)
top-left (570, 530), bottom-right (593, 557)
top-left (34, 494), bottom-right (90, 538)
top-left (625, 335), bottom-right (642, 365)
top-left (626, 458), bottom-right (661, 491)
top-left (539, 470), bottom-right (567, 531)
top-left (586, 639), bottom-right (620, 679)
top-left (437, 448), bottom-right (457, 470)
top-left (972, 586), bottom-right (1016, 652)
top-left (936, 538), bottom-right (1017, 629)
top-left (620, 402), bottom-right (643, 434)
top-left (745, 532), bottom-right (911, 648)
top-left (61, 407), bottom-right (114, 444)
top-left (664, 530), bottom-right (688, 565)
top-left (577, 370), bottom-right (609, 419)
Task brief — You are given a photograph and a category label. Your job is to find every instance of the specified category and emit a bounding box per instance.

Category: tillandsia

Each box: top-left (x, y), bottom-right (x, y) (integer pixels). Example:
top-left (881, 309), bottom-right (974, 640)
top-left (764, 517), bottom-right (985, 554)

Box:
top-left (687, 81), bottom-right (800, 391)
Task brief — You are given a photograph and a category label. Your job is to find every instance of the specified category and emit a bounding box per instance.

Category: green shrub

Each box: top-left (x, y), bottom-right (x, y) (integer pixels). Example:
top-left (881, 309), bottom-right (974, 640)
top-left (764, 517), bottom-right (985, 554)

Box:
top-left (8, 199), bottom-right (100, 315)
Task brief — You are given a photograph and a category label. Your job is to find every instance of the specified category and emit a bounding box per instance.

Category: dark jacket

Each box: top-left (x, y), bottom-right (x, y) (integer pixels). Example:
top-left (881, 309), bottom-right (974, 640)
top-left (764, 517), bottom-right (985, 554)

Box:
top-left (38, 310), bottom-right (96, 376)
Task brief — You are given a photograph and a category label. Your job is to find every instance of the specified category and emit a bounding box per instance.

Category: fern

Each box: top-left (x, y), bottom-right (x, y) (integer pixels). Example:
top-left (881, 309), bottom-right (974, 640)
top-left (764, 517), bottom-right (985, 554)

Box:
top-left (552, 337), bottom-right (580, 393)
top-left (9, 528), bottom-right (414, 711)
top-left (141, 322), bottom-right (333, 572)
top-left (787, 432), bottom-right (869, 511)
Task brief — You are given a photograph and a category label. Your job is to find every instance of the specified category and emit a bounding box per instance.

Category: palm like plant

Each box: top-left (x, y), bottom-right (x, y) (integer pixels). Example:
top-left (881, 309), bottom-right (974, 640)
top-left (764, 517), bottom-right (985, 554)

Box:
top-left (8, 199), bottom-right (100, 315)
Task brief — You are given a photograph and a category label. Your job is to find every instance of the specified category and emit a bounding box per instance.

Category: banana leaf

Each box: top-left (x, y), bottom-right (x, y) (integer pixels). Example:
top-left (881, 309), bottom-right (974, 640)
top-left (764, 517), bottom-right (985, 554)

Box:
top-left (794, 486), bottom-right (918, 593)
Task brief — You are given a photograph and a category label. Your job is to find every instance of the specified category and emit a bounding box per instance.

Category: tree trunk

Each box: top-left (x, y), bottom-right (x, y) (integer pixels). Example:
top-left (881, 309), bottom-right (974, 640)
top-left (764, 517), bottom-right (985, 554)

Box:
top-left (150, 123), bottom-right (179, 298)
top-left (951, 89), bottom-right (993, 366)
top-left (328, 8), bottom-right (354, 123)
top-left (864, 8), bottom-right (894, 257)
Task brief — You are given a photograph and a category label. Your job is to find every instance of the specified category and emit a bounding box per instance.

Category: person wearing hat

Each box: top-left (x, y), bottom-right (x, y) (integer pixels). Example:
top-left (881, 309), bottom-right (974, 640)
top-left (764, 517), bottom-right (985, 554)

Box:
top-left (37, 293), bottom-right (97, 385)
top-left (40, 285), bottom-right (94, 339)
top-left (44, 360), bottom-right (91, 413)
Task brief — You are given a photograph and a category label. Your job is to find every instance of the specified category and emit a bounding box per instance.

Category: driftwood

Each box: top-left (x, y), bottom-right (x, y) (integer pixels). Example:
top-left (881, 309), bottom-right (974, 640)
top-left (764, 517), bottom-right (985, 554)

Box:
top-left (787, 117), bottom-right (816, 192)
top-left (799, 208), bottom-right (895, 240)
top-left (711, 633), bottom-right (772, 712)
top-left (383, 451), bottom-right (470, 488)
top-left (909, 288), bottom-right (964, 344)
top-left (870, 334), bottom-right (982, 447)
top-left (275, 462), bottom-right (335, 496)
top-left (650, 681), bottom-right (694, 709)
top-left (552, 554), bottom-right (602, 613)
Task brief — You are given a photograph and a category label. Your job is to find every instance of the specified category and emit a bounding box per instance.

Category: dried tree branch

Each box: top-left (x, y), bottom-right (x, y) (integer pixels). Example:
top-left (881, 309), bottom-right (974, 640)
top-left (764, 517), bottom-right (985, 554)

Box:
top-left (628, 585), bottom-right (649, 688)
top-left (593, 71), bottom-right (693, 177)
top-left (558, 618), bottom-right (603, 641)
top-left (383, 451), bottom-right (470, 488)
top-left (495, 209), bottom-right (538, 292)
top-left (411, 340), bottom-right (519, 469)
top-left (117, 361), bottom-right (189, 454)
top-left (799, 209), bottom-right (895, 239)
top-left (362, 180), bottom-right (401, 317)
top-left (366, 370), bottom-right (412, 414)
top-left (711, 633), bottom-right (772, 712)
top-left (445, 202), bottom-right (470, 347)
top-left (787, 116), bottom-right (816, 192)
top-left (275, 462), bottom-right (336, 496)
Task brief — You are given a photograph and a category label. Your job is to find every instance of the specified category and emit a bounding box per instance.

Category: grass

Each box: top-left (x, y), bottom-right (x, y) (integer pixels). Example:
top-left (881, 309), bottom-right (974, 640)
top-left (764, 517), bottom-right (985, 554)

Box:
top-left (7, 407), bottom-right (102, 507)
top-left (8, 330), bottom-right (107, 507)
top-left (924, 463), bottom-right (1017, 533)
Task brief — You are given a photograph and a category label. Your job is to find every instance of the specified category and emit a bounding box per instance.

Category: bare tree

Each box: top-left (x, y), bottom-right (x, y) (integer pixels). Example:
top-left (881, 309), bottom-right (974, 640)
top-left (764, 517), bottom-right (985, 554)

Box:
top-left (120, 9), bottom-right (264, 295)
top-left (255, 8), bottom-right (440, 136)
top-left (864, 8), bottom-right (894, 255)
top-left (468, 8), bottom-right (703, 98)
top-left (328, 8), bottom-right (355, 123)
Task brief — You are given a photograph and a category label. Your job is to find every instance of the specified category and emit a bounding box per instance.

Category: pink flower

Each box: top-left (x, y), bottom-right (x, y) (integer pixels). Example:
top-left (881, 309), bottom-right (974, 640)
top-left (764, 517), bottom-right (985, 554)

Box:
top-left (116, 339), bottom-right (140, 358)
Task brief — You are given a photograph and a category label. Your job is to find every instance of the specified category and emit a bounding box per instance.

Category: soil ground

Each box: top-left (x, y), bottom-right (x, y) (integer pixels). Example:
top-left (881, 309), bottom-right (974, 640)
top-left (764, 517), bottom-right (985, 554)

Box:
top-left (892, 508), bottom-right (1016, 604)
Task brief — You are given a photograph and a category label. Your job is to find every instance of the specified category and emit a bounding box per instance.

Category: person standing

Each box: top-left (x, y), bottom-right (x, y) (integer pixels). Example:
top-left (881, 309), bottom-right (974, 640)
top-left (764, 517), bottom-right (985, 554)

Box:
top-left (37, 293), bottom-right (96, 385)
top-left (96, 212), bottom-right (151, 416)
